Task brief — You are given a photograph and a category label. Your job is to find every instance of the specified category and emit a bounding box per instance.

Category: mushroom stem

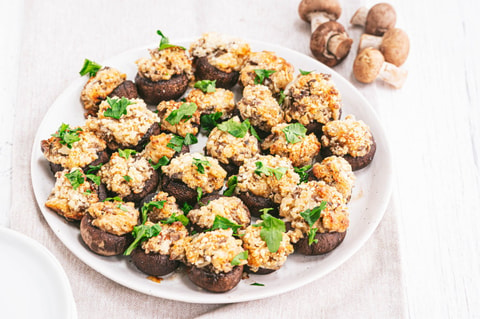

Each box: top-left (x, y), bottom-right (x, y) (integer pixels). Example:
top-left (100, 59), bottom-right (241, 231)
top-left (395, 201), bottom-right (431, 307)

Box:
top-left (378, 62), bottom-right (408, 89)
top-left (328, 34), bottom-right (354, 60)
top-left (358, 33), bottom-right (382, 52)
top-left (350, 7), bottom-right (367, 26)
top-left (308, 11), bottom-right (333, 33)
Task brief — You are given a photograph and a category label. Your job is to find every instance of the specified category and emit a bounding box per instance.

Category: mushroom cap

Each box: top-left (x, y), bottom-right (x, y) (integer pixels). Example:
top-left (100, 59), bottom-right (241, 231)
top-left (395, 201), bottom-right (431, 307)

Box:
top-left (310, 21), bottom-right (352, 67)
top-left (380, 28), bottom-right (410, 67)
top-left (353, 48), bottom-right (385, 83)
top-left (298, 0), bottom-right (342, 22)
top-left (365, 3), bottom-right (396, 36)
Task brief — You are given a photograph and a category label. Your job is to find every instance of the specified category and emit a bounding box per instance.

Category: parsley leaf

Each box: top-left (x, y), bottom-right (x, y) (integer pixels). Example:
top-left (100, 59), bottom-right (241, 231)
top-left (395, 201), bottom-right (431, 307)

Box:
top-left (299, 69), bottom-right (313, 75)
top-left (300, 202), bottom-right (327, 245)
top-left (184, 133), bottom-right (198, 145)
top-left (103, 97), bottom-right (132, 119)
top-left (149, 156), bottom-right (170, 170)
top-left (200, 112), bottom-right (223, 133)
top-left (124, 223), bottom-right (162, 256)
top-left (161, 213), bottom-right (189, 227)
top-left (196, 187), bottom-right (203, 202)
top-left (166, 135), bottom-right (185, 152)
top-left (193, 157), bottom-right (211, 174)
top-left (255, 211), bottom-right (286, 253)
top-left (282, 123), bottom-right (307, 144)
top-left (223, 175), bottom-right (238, 196)
top-left (217, 118), bottom-right (253, 138)
top-left (294, 164), bottom-right (312, 184)
top-left (194, 80), bottom-right (216, 93)
top-left (103, 196), bottom-right (123, 202)
top-left (86, 174), bottom-right (101, 186)
top-left (254, 161), bottom-right (287, 180)
top-left (181, 202), bottom-right (193, 214)
top-left (123, 175), bottom-right (132, 182)
top-left (231, 251), bottom-right (248, 266)
top-left (65, 169), bottom-right (85, 190)
top-left (118, 149), bottom-right (137, 159)
top-left (254, 69), bottom-right (276, 85)
top-left (141, 200), bottom-right (166, 223)
top-left (165, 102), bottom-right (197, 125)
top-left (51, 123), bottom-right (83, 149)
top-left (79, 58), bottom-right (102, 77)
top-left (250, 282), bottom-right (265, 286)
top-left (86, 163), bottom-right (103, 174)
top-left (277, 90), bottom-right (286, 105)
top-left (210, 215), bottom-right (243, 234)
top-left (157, 30), bottom-right (186, 50)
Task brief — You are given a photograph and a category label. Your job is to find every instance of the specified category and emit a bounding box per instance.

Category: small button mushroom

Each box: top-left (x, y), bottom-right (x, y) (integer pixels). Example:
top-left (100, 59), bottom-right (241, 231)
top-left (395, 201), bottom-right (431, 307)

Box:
top-left (350, 3), bottom-right (397, 36)
top-left (353, 48), bottom-right (407, 89)
top-left (310, 21), bottom-right (353, 67)
top-left (298, 0), bottom-right (352, 66)
top-left (358, 28), bottom-right (410, 67)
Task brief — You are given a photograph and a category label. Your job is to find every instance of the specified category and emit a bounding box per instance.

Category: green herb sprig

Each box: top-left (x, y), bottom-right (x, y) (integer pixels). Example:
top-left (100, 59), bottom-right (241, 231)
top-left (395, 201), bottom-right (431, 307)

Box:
top-left (200, 112), bottom-right (223, 133)
top-left (223, 175), bottom-right (238, 196)
top-left (300, 201), bottom-right (327, 245)
top-left (123, 223), bottom-right (162, 256)
top-left (51, 123), bottom-right (83, 149)
top-left (65, 169), bottom-right (85, 190)
top-left (253, 209), bottom-right (286, 253)
top-left (193, 157), bottom-right (211, 174)
top-left (294, 164), bottom-right (312, 184)
top-left (157, 30), bottom-right (186, 51)
top-left (79, 59), bottom-right (102, 77)
top-left (254, 161), bottom-right (288, 180)
top-left (165, 102), bottom-right (197, 125)
top-left (194, 80), bottom-right (216, 93)
top-left (231, 251), bottom-right (248, 266)
top-left (118, 149), bottom-right (137, 159)
top-left (217, 118), bottom-right (260, 140)
top-left (209, 215), bottom-right (243, 235)
top-left (254, 69), bottom-right (276, 85)
top-left (282, 123), bottom-right (307, 144)
top-left (104, 97), bottom-right (132, 119)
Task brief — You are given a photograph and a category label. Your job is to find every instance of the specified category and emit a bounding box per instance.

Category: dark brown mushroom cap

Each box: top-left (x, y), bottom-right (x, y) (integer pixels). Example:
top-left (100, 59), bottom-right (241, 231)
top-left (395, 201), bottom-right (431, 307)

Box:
top-left (298, 0), bottom-right (342, 22)
top-left (380, 28), bottom-right (410, 67)
top-left (365, 3), bottom-right (396, 36)
top-left (310, 21), bottom-right (352, 67)
top-left (353, 48), bottom-right (385, 83)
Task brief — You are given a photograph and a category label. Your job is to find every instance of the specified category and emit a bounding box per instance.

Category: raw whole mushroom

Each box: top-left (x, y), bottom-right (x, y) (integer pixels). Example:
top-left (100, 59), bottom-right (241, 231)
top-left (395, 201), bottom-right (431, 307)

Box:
top-left (358, 28), bottom-right (410, 67)
top-left (298, 0), bottom-right (353, 66)
top-left (353, 48), bottom-right (407, 89)
top-left (350, 3), bottom-right (397, 36)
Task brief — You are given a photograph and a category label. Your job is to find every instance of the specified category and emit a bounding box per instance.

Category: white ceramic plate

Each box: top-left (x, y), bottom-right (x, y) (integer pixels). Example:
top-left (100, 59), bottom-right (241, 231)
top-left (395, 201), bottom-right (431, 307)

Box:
top-left (31, 39), bottom-right (393, 304)
top-left (0, 227), bottom-right (77, 318)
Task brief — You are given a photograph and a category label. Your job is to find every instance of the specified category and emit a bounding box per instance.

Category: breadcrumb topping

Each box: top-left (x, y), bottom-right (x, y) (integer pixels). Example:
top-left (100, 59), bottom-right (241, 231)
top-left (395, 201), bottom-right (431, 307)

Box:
top-left (240, 51), bottom-right (294, 94)
top-left (284, 73), bottom-right (341, 125)
top-left (261, 123), bottom-right (320, 167)
top-left (279, 181), bottom-right (349, 243)
top-left (190, 32), bottom-right (251, 72)
top-left (45, 168), bottom-right (99, 221)
top-left (312, 156), bottom-right (355, 201)
top-left (237, 85), bottom-right (285, 132)
top-left (162, 152), bottom-right (227, 194)
top-left (321, 115), bottom-right (373, 157)
top-left (81, 67), bottom-right (126, 116)
top-left (136, 47), bottom-right (192, 82)
top-left (187, 196), bottom-right (250, 229)
top-left (186, 88), bottom-right (235, 119)
top-left (87, 200), bottom-right (139, 236)
top-left (141, 221), bottom-right (189, 255)
top-left (140, 133), bottom-right (177, 164)
top-left (239, 225), bottom-right (293, 272)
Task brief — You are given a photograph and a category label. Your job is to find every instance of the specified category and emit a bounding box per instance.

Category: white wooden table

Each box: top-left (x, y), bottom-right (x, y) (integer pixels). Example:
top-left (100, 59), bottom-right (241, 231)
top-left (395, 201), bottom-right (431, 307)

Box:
top-left (1, 0), bottom-right (479, 318)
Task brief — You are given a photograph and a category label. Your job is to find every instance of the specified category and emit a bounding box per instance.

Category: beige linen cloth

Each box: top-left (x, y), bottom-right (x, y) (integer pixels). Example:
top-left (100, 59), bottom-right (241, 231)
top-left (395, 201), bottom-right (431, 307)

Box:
top-left (11, 0), bottom-right (406, 318)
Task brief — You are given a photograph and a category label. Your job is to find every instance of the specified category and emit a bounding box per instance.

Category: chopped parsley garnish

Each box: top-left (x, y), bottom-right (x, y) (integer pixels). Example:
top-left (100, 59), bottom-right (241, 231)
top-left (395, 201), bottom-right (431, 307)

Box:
top-left (65, 169), bottom-right (85, 190)
top-left (103, 196), bottom-right (123, 202)
top-left (294, 164), bottom-right (312, 184)
top-left (300, 201), bottom-right (327, 245)
top-left (254, 161), bottom-right (287, 180)
top-left (79, 58), bottom-right (102, 77)
top-left (116, 204), bottom-right (129, 212)
top-left (103, 97), bottom-right (132, 119)
top-left (51, 123), bottom-right (82, 149)
top-left (231, 251), bottom-right (248, 266)
top-left (194, 80), bottom-right (216, 93)
top-left (223, 175), bottom-right (238, 196)
top-left (282, 123), bottom-right (307, 144)
top-left (209, 215), bottom-right (243, 234)
top-left (193, 157), bottom-right (211, 174)
top-left (161, 213), bottom-right (189, 227)
top-left (165, 102), bottom-right (197, 125)
top-left (277, 90), bottom-right (286, 105)
top-left (181, 202), bottom-right (193, 214)
top-left (250, 282), bottom-right (265, 287)
top-left (196, 187), bottom-right (203, 202)
top-left (123, 175), bottom-right (132, 182)
top-left (141, 200), bottom-right (166, 223)
top-left (86, 163), bottom-right (103, 174)
top-left (299, 69), bottom-right (313, 75)
top-left (254, 209), bottom-right (286, 253)
top-left (217, 118), bottom-right (259, 140)
top-left (166, 134), bottom-right (185, 152)
top-left (184, 133), bottom-right (198, 145)
top-left (200, 111), bottom-right (223, 133)
top-left (157, 30), bottom-right (186, 51)
top-left (149, 156), bottom-right (170, 170)
top-left (124, 223), bottom-right (162, 256)
top-left (86, 174), bottom-right (101, 186)
top-left (254, 69), bottom-right (276, 85)
top-left (118, 149), bottom-right (137, 159)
